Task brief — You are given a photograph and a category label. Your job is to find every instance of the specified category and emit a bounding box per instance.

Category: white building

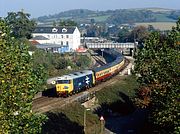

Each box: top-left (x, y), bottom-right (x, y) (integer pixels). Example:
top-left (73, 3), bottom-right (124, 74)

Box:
top-left (31, 26), bottom-right (81, 52)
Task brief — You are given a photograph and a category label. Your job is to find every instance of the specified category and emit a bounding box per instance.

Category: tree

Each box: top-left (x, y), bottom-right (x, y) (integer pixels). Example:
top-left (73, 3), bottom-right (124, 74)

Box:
top-left (117, 28), bottom-right (130, 43)
top-left (134, 19), bottom-right (180, 133)
top-left (0, 20), bottom-right (46, 133)
top-left (5, 11), bottom-right (36, 39)
top-left (59, 20), bottom-right (77, 26)
top-left (129, 26), bottom-right (149, 43)
top-left (53, 20), bottom-right (57, 26)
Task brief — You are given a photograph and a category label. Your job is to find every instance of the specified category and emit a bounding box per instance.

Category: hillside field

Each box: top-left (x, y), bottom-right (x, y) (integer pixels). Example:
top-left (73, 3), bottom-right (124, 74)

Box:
top-left (135, 22), bottom-right (176, 30)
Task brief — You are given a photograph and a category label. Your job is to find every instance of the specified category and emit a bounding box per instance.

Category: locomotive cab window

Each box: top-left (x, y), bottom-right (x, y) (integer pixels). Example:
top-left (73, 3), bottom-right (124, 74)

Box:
top-left (57, 80), bottom-right (71, 84)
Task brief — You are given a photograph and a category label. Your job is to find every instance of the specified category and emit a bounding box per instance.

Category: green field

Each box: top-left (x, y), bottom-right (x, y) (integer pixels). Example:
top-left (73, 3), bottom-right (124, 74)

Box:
top-left (154, 13), bottom-right (175, 22)
top-left (89, 15), bottom-right (110, 22)
top-left (135, 22), bottom-right (176, 30)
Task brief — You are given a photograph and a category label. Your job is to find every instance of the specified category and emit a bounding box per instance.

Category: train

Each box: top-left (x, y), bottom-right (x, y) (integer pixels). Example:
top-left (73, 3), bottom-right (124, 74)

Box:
top-left (55, 49), bottom-right (125, 97)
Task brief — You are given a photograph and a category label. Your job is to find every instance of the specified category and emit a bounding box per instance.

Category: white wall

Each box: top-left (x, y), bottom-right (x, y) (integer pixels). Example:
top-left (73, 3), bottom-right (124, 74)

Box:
top-left (72, 27), bottom-right (81, 50)
top-left (32, 27), bottom-right (81, 51)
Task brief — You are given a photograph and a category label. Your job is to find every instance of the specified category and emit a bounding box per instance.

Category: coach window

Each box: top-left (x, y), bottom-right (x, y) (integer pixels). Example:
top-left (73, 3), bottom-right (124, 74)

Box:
top-left (61, 35), bottom-right (63, 38)
top-left (61, 41), bottom-right (63, 45)
top-left (66, 35), bottom-right (69, 38)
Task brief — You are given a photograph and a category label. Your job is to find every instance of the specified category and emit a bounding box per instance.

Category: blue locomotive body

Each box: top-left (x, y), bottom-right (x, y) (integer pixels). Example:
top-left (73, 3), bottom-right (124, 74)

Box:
top-left (56, 70), bottom-right (95, 96)
top-left (73, 72), bottom-right (94, 92)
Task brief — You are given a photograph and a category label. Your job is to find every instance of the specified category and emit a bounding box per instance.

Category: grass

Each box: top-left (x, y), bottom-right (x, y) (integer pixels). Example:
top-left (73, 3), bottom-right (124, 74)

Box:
top-left (89, 15), bottom-right (110, 22)
top-left (96, 75), bottom-right (138, 105)
top-left (42, 103), bottom-right (101, 134)
top-left (153, 13), bottom-right (175, 22)
top-left (145, 8), bottom-right (173, 12)
top-left (135, 22), bottom-right (176, 31)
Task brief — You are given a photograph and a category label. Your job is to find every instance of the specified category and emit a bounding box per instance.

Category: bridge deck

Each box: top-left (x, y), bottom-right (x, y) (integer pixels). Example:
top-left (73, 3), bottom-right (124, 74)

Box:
top-left (86, 42), bottom-right (137, 49)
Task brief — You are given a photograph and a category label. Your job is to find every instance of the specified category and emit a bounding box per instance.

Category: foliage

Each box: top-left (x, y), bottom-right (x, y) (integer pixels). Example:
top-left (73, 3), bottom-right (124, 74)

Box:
top-left (0, 20), bottom-right (46, 133)
top-left (106, 10), bottom-right (156, 25)
top-left (129, 26), bottom-right (150, 43)
top-left (117, 28), bottom-right (130, 43)
top-left (134, 19), bottom-right (180, 133)
top-left (168, 11), bottom-right (180, 20)
top-left (5, 11), bottom-right (36, 39)
top-left (37, 9), bottom-right (94, 22)
top-left (32, 50), bottom-right (91, 78)
top-left (58, 20), bottom-right (77, 26)
top-left (116, 26), bottom-right (149, 43)
top-left (75, 55), bottom-right (91, 69)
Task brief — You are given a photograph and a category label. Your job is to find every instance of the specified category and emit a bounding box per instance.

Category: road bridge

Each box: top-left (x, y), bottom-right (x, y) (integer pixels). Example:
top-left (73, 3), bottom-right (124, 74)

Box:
top-left (85, 42), bottom-right (137, 49)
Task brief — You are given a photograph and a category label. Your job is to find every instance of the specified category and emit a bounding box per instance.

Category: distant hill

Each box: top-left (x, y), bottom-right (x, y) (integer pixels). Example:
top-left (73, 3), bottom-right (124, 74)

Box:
top-left (37, 8), bottom-right (180, 25)
top-left (131, 7), bottom-right (174, 12)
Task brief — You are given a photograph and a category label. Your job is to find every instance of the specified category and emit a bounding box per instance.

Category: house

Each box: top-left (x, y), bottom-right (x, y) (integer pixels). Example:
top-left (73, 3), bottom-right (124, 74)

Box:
top-left (31, 26), bottom-right (81, 52)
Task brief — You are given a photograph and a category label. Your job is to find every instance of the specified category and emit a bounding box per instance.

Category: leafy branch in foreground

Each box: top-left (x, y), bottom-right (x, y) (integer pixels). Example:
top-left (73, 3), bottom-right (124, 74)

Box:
top-left (0, 19), bottom-right (46, 133)
top-left (134, 18), bottom-right (180, 133)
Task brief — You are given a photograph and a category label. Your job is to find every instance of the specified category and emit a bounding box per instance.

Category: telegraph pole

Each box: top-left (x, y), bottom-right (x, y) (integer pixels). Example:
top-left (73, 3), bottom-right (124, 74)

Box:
top-left (84, 109), bottom-right (90, 134)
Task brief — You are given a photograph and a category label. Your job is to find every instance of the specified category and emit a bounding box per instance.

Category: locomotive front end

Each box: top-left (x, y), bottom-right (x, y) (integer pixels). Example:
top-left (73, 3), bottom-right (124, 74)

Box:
top-left (56, 78), bottom-right (73, 97)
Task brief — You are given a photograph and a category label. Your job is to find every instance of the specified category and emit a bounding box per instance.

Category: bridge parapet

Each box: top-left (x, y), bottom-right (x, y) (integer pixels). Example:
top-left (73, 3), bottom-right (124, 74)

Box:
top-left (86, 42), bottom-right (136, 49)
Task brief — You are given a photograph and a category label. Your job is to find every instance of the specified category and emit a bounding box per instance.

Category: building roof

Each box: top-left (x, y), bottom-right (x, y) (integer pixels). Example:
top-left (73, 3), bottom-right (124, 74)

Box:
top-left (56, 70), bottom-right (93, 80)
top-left (29, 40), bottom-right (40, 45)
top-left (36, 44), bottom-right (66, 49)
top-left (32, 35), bottom-right (49, 40)
top-left (33, 26), bottom-right (77, 34)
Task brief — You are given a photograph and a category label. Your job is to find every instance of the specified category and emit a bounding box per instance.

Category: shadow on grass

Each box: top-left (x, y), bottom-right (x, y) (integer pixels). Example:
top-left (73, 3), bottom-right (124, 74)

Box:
top-left (42, 112), bottom-right (84, 134)
top-left (94, 91), bottom-right (136, 117)
top-left (94, 91), bottom-right (148, 134)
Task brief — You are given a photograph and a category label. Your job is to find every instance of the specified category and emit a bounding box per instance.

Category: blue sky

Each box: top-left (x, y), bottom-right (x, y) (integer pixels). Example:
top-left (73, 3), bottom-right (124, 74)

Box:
top-left (0, 0), bottom-right (180, 18)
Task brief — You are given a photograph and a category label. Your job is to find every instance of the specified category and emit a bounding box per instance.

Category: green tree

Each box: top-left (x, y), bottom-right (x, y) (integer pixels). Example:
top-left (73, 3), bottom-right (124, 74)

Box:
top-left (0, 20), bottom-right (46, 133)
top-left (5, 11), bottom-right (36, 39)
top-left (59, 20), bottom-right (77, 26)
top-left (53, 20), bottom-right (57, 26)
top-left (134, 19), bottom-right (180, 133)
top-left (129, 26), bottom-right (149, 43)
top-left (117, 28), bottom-right (130, 43)
top-left (76, 55), bottom-right (91, 69)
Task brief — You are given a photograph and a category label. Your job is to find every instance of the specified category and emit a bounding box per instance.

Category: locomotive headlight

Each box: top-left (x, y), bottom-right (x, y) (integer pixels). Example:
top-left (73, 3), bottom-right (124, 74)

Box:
top-left (64, 86), bottom-right (69, 89)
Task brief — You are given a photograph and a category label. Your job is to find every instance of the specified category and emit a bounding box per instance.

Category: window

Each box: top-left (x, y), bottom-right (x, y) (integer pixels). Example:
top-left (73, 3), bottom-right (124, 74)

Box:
top-left (52, 28), bottom-right (58, 32)
top-left (61, 35), bottom-right (63, 38)
top-left (61, 41), bottom-right (63, 45)
top-left (57, 80), bottom-right (70, 84)
top-left (66, 41), bottom-right (69, 45)
top-left (62, 28), bottom-right (67, 33)
top-left (66, 35), bottom-right (69, 38)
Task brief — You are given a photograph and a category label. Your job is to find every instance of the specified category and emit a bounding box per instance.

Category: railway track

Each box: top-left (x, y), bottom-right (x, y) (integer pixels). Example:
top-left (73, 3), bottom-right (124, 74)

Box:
top-left (91, 55), bottom-right (106, 66)
top-left (32, 58), bottom-right (130, 114)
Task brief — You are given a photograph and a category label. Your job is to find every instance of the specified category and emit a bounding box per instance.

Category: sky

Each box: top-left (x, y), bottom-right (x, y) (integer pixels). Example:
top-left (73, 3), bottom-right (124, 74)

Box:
top-left (0, 0), bottom-right (180, 18)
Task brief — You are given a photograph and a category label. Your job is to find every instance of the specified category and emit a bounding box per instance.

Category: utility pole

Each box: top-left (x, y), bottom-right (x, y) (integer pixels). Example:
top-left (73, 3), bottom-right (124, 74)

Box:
top-left (101, 49), bottom-right (104, 57)
top-left (84, 109), bottom-right (90, 134)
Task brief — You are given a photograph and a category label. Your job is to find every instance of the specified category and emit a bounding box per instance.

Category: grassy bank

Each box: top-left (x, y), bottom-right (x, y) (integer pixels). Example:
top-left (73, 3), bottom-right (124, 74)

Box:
top-left (42, 103), bottom-right (101, 134)
top-left (95, 75), bottom-right (138, 116)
